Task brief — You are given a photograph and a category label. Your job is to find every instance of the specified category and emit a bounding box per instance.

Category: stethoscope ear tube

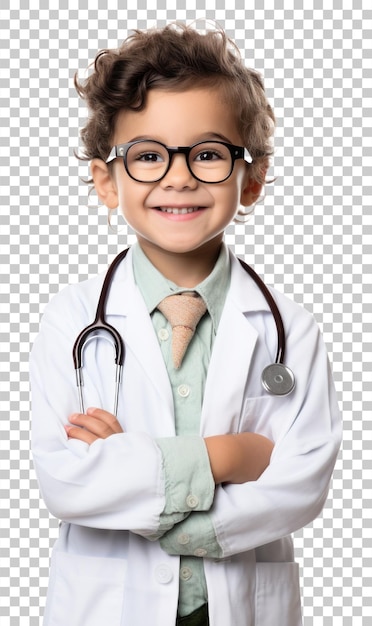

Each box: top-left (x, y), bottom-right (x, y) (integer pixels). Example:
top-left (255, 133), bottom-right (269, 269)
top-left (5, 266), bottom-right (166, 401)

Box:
top-left (72, 320), bottom-right (125, 371)
top-left (72, 248), bottom-right (130, 371)
top-left (72, 248), bottom-right (130, 415)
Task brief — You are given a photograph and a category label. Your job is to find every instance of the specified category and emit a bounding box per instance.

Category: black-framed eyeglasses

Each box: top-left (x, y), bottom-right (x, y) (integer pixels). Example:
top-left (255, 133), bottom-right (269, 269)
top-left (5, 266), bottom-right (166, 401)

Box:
top-left (105, 139), bottom-right (252, 184)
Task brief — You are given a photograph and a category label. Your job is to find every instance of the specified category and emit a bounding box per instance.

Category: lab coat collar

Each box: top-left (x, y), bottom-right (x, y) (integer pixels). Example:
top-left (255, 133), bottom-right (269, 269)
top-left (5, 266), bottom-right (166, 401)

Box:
top-left (103, 247), bottom-right (142, 316)
top-left (104, 246), bottom-right (272, 317)
top-left (102, 247), bottom-right (271, 432)
top-left (228, 248), bottom-right (271, 314)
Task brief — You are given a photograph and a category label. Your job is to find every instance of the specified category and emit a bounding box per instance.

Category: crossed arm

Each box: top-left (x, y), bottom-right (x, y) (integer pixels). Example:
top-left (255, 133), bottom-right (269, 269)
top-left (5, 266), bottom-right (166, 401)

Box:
top-left (66, 408), bottom-right (274, 484)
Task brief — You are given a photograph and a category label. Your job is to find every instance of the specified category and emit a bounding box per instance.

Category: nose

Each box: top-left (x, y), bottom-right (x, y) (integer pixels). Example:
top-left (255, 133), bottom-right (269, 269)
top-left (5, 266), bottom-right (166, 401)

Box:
top-left (160, 153), bottom-right (198, 190)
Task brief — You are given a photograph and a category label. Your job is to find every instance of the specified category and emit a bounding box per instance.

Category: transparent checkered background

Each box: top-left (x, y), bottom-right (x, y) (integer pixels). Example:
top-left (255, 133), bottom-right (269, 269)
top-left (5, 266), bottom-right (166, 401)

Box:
top-left (1, 1), bottom-right (371, 624)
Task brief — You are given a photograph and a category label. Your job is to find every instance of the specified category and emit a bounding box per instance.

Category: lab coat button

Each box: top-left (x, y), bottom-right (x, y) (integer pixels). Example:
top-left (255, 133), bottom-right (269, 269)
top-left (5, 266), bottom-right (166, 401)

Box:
top-left (177, 384), bottom-right (190, 398)
top-left (177, 533), bottom-right (190, 545)
top-left (180, 566), bottom-right (193, 581)
top-left (154, 564), bottom-right (173, 584)
top-left (186, 494), bottom-right (199, 509)
top-left (194, 548), bottom-right (207, 557)
top-left (158, 328), bottom-right (169, 341)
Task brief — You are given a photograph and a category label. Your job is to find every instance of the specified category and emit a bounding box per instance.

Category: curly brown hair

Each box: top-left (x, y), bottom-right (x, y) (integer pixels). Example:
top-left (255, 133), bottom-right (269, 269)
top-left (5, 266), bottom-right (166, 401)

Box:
top-left (75, 23), bottom-right (275, 193)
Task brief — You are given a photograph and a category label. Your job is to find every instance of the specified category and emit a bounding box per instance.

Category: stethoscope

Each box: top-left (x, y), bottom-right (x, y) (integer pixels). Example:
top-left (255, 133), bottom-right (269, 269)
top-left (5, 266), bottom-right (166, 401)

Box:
top-left (73, 248), bottom-right (295, 415)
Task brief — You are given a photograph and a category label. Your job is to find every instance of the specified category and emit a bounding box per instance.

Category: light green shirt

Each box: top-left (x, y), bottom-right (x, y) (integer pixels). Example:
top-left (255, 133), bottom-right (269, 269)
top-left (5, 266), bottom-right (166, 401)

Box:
top-left (132, 242), bottom-right (230, 617)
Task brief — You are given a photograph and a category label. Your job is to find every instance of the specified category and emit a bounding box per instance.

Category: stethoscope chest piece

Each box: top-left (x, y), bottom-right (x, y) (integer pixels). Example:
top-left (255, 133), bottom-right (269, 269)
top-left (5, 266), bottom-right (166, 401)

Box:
top-left (261, 363), bottom-right (295, 396)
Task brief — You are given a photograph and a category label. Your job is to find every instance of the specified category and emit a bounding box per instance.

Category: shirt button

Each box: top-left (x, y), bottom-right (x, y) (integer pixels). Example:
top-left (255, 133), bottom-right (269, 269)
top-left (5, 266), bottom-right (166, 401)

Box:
top-left (186, 494), bottom-right (199, 509)
top-left (177, 533), bottom-right (190, 545)
top-left (177, 384), bottom-right (190, 398)
top-left (180, 566), bottom-right (193, 581)
top-left (194, 548), bottom-right (208, 557)
top-left (154, 564), bottom-right (173, 584)
top-left (158, 328), bottom-right (169, 341)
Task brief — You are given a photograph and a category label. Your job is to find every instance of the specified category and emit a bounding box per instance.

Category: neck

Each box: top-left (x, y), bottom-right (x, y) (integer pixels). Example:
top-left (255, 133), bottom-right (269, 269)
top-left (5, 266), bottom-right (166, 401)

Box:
top-left (137, 238), bottom-right (223, 287)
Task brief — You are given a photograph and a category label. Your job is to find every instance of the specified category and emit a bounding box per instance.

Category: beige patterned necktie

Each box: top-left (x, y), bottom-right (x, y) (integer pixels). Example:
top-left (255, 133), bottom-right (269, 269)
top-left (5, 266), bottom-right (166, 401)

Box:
top-left (157, 293), bottom-right (207, 369)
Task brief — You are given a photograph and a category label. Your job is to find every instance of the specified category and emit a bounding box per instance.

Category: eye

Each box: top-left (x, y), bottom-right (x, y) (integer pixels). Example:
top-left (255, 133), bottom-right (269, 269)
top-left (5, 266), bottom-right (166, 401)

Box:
top-left (194, 149), bottom-right (224, 162)
top-left (135, 151), bottom-right (165, 163)
top-left (127, 141), bottom-right (168, 164)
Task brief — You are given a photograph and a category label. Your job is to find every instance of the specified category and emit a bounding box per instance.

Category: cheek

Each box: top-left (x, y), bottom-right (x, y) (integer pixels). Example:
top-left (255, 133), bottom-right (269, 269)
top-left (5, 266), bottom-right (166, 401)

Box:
top-left (116, 183), bottom-right (141, 210)
top-left (116, 186), bottom-right (153, 229)
top-left (216, 181), bottom-right (243, 209)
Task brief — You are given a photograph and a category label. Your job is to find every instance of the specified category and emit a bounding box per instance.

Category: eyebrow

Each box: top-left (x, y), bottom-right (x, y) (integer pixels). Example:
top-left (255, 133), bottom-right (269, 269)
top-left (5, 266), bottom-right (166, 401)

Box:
top-left (124, 132), bottom-right (234, 145)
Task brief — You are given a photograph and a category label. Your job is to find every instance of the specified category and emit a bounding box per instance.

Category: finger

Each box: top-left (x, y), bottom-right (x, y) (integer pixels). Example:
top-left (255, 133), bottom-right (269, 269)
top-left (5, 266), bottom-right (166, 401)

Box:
top-left (65, 425), bottom-right (98, 445)
top-left (68, 411), bottom-right (123, 439)
top-left (68, 413), bottom-right (116, 439)
top-left (86, 407), bottom-right (123, 434)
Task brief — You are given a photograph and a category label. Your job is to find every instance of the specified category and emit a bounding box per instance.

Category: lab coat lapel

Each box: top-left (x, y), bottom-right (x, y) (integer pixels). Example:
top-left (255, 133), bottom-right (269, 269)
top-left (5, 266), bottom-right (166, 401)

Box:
top-left (201, 298), bottom-right (258, 436)
top-left (102, 248), bottom-right (270, 436)
top-left (104, 249), bottom-right (174, 422)
top-left (201, 252), bottom-right (269, 436)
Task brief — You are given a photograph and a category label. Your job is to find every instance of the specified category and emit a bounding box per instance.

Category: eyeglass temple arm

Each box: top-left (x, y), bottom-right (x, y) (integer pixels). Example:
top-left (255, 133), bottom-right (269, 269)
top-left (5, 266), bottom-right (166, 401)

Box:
top-left (105, 146), bottom-right (117, 164)
top-left (243, 147), bottom-right (253, 164)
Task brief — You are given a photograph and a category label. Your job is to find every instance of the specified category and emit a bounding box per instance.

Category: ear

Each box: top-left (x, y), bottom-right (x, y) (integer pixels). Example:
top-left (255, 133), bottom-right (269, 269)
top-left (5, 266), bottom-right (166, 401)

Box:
top-left (90, 159), bottom-right (119, 210)
top-left (240, 176), bottom-right (263, 207)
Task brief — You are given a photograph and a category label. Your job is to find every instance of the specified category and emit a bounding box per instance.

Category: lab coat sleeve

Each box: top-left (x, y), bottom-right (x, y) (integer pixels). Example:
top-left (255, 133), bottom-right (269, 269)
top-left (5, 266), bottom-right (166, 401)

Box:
top-left (210, 308), bottom-right (342, 557)
top-left (160, 306), bottom-right (341, 559)
top-left (30, 283), bottom-right (173, 535)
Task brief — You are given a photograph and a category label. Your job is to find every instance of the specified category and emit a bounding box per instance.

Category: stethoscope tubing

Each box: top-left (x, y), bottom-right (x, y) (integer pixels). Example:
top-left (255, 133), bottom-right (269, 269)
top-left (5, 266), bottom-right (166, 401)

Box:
top-left (72, 248), bottom-right (294, 414)
top-left (72, 248), bottom-right (128, 414)
top-left (73, 247), bottom-right (129, 372)
top-left (237, 258), bottom-right (286, 365)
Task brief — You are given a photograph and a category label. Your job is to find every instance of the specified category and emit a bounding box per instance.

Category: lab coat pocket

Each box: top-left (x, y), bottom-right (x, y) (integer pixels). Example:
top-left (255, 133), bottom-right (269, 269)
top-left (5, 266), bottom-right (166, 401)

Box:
top-left (255, 562), bottom-right (302, 626)
top-left (45, 550), bottom-right (127, 626)
top-left (239, 395), bottom-right (292, 442)
top-left (238, 396), bottom-right (274, 438)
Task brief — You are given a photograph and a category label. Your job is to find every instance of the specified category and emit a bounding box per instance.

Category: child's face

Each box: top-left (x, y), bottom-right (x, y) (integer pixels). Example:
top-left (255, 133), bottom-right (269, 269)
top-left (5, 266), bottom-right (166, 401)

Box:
top-left (92, 88), bottom-right (259, 261)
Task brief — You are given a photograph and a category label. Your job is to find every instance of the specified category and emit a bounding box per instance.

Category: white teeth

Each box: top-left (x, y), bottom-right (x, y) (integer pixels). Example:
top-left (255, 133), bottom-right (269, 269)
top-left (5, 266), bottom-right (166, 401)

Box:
top-left (159, 207), bottom-right (200, 214)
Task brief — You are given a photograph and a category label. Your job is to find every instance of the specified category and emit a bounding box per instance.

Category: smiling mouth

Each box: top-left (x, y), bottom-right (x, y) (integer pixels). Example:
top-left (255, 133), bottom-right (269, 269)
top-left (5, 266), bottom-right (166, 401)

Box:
top-left (157, 207), bottom-right (203, 215)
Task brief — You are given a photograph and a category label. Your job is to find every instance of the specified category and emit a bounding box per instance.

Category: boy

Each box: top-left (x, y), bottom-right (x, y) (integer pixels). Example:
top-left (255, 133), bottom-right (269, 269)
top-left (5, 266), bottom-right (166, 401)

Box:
top-left (30, 24), bottom-right (341, 626)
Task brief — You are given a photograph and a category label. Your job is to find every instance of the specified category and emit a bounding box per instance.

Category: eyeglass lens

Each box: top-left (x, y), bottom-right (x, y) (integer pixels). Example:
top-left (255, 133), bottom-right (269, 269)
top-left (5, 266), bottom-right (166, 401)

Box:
top-left (125, 141), bottom-right (233, 183)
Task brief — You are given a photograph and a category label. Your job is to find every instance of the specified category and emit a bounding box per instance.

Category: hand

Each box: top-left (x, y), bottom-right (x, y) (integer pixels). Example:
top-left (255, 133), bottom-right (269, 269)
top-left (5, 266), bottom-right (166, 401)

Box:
top-left (65, 407), bottom-right (124, 445)
top-left (204, 432), bottom-right (274, 485)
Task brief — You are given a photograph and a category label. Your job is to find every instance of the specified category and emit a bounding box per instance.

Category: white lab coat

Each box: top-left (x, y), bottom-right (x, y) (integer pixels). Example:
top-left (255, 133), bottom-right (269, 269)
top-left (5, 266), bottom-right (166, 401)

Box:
top-left (30, 248), bottom-right (341, 626)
